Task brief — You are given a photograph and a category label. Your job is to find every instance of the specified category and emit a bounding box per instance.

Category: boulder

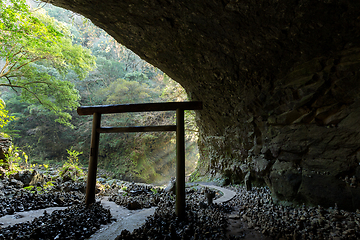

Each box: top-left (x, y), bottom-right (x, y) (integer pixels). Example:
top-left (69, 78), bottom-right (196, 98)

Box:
top-left (127, 200), bottom-right (141, 210)
top-left (244, 171), bottom-right (252, 192)
top-left (9, 178), bottom-right (24, 188)
top-left (204, 188), bottom-right (216, 205)
top-left (97, 178), bottom-right (106, 184)
top-left (13, 170), bottom-right (45, 187)
top-left (61, 171), bottom-right (74, 182)
top-left (29, 170), bottom-right (45, 186)
top-left (164, 177), bottom-right (176, 194)
top-left (62, 181), bottom-right (86, 193)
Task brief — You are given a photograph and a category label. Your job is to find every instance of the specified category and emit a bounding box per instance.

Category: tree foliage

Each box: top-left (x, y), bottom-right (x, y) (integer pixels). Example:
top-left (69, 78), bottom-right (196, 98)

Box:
top-left (0, 98), bottom-right (13, 128)
top-left (0, 0), bottom-right (95, 125)
top-left (100, 78), bottom-right (160, 105)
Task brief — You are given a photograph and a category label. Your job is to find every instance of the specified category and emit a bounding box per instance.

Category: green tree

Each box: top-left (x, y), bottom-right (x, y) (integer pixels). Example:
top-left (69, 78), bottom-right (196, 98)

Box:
top-left (100, 78), bottom-right (160, 105)
top-left (0, 98), bottom-right (13, 129)
top-left (0, 0), bottom-right (95, 125)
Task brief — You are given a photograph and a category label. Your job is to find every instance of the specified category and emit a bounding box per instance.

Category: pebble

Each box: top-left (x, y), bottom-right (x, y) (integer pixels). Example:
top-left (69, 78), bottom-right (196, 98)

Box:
top-left (108, 182), bottom-right (232, 239)
top-left (0, 202), bottom-right (112, 240)
top-left (3, 172), bottom-right (360, 240)
top-left (226, 185), bottom-right (360, 239)
top-left (0, 191), bottom-right (84, 217)
top-left (115, 198), bottom-right (231, 240)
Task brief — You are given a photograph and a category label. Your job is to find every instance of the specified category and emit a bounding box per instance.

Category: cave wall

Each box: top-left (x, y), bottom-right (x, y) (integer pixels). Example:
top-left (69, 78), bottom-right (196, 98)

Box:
top-left (47, 0), bottom-right (360, 210)
top-left (201, 49), bottom-right (360, 210)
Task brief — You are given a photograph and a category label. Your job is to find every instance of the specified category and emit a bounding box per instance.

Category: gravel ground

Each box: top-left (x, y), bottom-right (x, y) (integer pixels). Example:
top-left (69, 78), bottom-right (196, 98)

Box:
top-left (2, 168), bottom-right (360, 240)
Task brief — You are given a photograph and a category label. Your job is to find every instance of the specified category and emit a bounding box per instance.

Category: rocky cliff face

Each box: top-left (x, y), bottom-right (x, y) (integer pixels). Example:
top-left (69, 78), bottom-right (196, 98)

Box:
top-left (47, 0), bottom-right (360, 210)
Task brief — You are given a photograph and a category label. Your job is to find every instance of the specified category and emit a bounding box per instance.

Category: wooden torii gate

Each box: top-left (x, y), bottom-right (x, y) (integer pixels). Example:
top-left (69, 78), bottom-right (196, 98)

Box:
top-left (77, 101), bottom-right (202, 219)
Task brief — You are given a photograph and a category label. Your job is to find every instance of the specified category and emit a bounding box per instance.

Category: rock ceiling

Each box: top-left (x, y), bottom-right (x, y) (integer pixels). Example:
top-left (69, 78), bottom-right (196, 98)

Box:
top-left (47, 0), bottom-right (360, 210)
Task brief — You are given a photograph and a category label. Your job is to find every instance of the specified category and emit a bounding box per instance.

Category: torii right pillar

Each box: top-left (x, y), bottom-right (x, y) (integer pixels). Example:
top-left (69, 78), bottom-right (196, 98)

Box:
top-left (176, 108), bottom-right (185, 220)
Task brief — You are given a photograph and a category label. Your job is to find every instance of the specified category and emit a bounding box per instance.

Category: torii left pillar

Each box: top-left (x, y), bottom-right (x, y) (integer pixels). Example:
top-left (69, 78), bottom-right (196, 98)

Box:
top-left (85, 112), bottom-right (101, 205)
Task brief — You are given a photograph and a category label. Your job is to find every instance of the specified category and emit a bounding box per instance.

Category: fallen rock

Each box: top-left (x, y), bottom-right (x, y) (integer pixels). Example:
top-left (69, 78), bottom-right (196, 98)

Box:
top-left (9, 179), bottom-right (24, 188)
top-left (12, 170), bottom-right (45, 187)
top-left (164, 177), bottom-right (176, 194)
top-left (61, 181), bottom-right (86, 193)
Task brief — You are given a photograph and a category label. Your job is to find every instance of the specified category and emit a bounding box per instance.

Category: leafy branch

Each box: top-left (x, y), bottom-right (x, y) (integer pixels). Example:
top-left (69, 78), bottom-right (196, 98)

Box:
top-left (0, 0), bottom-right (96, 126)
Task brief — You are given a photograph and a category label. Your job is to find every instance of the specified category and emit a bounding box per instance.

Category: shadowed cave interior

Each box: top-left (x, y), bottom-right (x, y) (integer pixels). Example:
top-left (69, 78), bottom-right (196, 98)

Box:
top-left (44, 0), bottom-right (360, 211)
